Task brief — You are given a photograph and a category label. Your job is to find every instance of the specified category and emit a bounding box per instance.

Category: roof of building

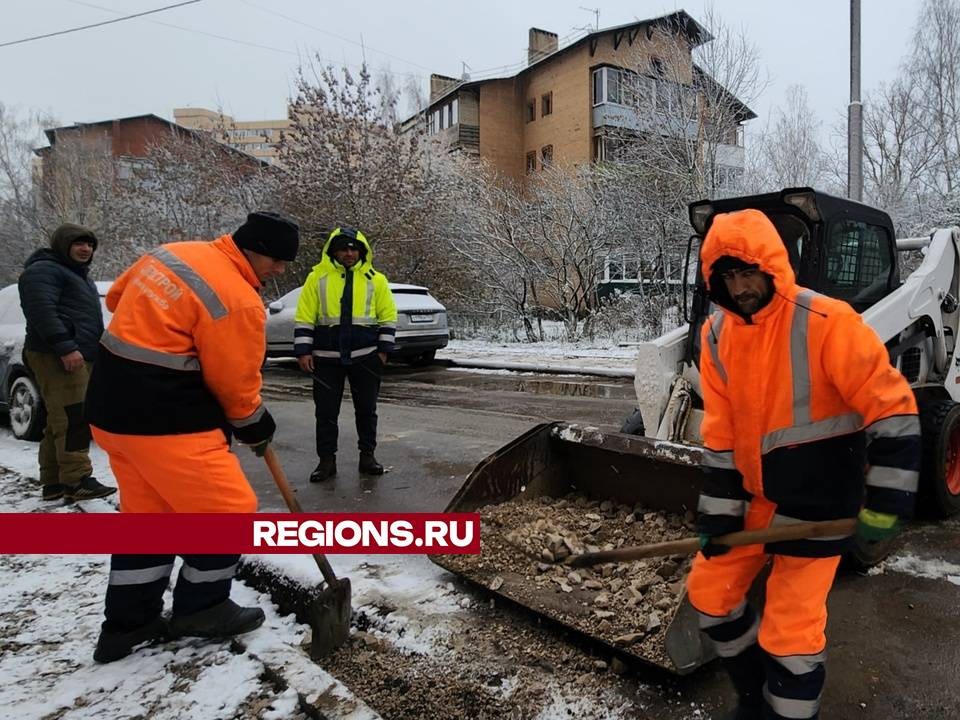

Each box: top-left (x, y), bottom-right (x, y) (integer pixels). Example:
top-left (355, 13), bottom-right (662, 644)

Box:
top-left (423, 11), bottom-right (712, 108)
top-left (35, 113), bottom-right (272, 167)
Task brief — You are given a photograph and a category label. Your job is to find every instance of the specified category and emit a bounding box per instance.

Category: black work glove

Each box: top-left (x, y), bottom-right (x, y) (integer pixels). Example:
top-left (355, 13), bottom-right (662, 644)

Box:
top-left (232, 407), bottom-right (276, 455)
top-left (698, 533), bottom-right (732, 559)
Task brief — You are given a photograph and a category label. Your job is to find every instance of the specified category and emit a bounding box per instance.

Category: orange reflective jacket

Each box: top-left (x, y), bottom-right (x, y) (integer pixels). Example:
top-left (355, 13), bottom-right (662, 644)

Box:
top-left (86, 235), bottom-right (269, 436)
top-left (696, 210), bottom-right (920, 556)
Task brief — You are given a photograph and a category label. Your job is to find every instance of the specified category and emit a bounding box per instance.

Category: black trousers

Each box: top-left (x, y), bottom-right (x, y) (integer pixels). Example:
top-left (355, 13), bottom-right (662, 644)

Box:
top-left (104, 554), bottom-right (239, 630)
top-left (312, 352), bottom-right (383, 456)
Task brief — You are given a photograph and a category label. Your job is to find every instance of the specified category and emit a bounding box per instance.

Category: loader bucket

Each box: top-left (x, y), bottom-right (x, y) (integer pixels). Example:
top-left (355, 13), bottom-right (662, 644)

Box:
top-left (431, 421), bottom-right (714, 674)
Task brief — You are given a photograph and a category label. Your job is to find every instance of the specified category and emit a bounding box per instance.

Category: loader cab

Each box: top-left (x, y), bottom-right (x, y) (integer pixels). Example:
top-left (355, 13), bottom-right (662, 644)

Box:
top-left (685, 188), bottom-right (899, 365)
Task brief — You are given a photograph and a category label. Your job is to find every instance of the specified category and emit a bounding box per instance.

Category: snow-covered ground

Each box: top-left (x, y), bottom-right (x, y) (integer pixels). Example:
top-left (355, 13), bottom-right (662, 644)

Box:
top-left (0, 431), bottom-right (468, 720)
top-left (438, 339), bottom-right (639, 377)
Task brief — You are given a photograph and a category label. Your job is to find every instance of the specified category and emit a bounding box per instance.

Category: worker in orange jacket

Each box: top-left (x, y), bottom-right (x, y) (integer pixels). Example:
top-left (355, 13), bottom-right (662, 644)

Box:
top-left (86, 211), bottom-right (299, 663)
top-left (686, 209), bottom-right (920, 720)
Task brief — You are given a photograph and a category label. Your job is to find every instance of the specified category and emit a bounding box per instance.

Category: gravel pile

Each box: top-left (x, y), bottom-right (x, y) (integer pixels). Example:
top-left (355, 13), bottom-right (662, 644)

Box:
top-left (439, 493), bottom-right (697, 667)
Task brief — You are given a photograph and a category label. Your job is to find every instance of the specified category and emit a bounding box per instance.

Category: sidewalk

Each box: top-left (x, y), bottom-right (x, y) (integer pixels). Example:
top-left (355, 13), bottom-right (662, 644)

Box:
top-left (437, 339), bottom-right (639, 378)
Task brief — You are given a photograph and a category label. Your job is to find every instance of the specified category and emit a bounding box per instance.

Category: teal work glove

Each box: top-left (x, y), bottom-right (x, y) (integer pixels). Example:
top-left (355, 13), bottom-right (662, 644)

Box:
top-left (249, 438), bottom-right (271, 457)
top-left (856, 508), bottom-right (901, 544)
top-left (699, 533), bottom-right (732, 559)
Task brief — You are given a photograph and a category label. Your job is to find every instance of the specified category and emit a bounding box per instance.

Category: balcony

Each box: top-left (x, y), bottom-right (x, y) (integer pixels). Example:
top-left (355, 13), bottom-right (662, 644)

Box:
top-left (592, 103), bottom-right (698, 140)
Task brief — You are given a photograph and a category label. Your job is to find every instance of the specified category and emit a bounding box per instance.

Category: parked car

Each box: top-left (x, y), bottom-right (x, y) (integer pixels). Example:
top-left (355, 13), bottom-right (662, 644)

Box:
top-left (0, 281), bottom-right (112, 440)
top-left (265, 283), bottom-right (449, 364)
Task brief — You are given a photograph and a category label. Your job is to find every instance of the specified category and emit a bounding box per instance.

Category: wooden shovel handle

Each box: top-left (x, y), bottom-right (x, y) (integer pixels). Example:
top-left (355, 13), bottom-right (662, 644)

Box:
top-left (263, 446), bottom-right (341, 586)
top-left (568, 518), bottom-right (858, 568)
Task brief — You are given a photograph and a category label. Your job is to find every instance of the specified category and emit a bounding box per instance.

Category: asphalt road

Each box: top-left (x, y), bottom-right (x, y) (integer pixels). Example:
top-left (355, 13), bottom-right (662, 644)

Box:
top-left (241, 361), bottom-right (637, 513)
top-left (241, 361), bottom-right (960, 719)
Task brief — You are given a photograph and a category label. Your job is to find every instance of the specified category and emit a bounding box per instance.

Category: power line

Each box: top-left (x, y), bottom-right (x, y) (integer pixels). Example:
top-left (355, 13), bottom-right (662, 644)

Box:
top-left (66, 0), bottom-right (301, 57)
top-left (64, 0), bottom-right (428, 82)
top-left (0, 0), bottom-right (202, 48)
top-left (239, 0), bottom-right (434, 73)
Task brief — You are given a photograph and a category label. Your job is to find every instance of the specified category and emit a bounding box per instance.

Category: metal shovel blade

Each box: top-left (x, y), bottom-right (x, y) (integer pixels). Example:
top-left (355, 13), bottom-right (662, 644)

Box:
top-left (308, 576), bottom-right (353, 658)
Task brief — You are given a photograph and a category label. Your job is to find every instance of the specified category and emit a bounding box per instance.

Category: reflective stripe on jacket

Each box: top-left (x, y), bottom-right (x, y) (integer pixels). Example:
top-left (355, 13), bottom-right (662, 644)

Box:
top-left (293, 228), bottom-right (397, 365)
top-left (85, 235), bottom-right (268, 435)
top-left (696, 209), bottom-right (920, 557)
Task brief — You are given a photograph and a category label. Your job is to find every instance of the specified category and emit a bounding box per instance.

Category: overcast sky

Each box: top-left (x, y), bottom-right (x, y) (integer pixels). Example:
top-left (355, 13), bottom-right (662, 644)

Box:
top-left (1, 0), bottom-right (921, 140)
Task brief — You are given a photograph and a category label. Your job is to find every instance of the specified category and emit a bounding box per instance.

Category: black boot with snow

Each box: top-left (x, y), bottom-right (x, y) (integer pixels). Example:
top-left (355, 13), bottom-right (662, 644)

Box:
top-left (94, 616), bottom-right (169, 663)
top-left (309, 455), bottom-right (337, 483)
top-left (169, 599), bottom-right (265, 638)
top-left (358, 451), bottom-right (384, 475)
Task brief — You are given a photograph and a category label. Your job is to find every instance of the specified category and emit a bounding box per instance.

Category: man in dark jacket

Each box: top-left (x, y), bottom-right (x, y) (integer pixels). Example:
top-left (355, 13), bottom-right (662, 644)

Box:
top-left (18, 223), bottom-right (115, 502)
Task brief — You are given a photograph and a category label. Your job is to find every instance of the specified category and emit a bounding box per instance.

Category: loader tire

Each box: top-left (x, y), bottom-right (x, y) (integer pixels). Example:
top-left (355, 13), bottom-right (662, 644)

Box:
top-left (919, 398), bottom-right (960, 517)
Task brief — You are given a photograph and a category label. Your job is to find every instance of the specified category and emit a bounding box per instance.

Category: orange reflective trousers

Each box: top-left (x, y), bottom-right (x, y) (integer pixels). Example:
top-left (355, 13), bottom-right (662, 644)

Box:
top-left (686, 498), bottom-right (840, 657)
top-left (92, 427), bottom-right (257, 514)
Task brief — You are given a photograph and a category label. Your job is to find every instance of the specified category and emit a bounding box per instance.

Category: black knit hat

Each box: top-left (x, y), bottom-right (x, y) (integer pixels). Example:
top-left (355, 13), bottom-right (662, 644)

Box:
top-left (711, 255), bottom-right (758, 275)
top-left (233, 211), bottom-right (299, 261)
top-left (327, 226), bottom-right (367, 260)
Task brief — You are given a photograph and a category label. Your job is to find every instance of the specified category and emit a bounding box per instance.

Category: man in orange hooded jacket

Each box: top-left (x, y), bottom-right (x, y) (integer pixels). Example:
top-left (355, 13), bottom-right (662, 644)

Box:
top-left (686, 209), bottom-right (920, 720)
top-left (85, 211), bottom-right (299, 663)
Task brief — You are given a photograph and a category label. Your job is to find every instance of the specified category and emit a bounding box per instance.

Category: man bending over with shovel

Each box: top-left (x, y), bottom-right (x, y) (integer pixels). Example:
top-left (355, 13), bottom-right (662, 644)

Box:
top-left (86, 212), bottom-right (299, 663)
top-left (687, 209), bottom-right (920, 720)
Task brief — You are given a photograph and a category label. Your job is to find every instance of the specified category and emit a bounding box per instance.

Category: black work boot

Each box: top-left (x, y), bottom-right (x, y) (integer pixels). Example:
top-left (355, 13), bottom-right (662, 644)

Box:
top-left (719, 706), bottom-right (764, 720)
top-left (64, 476), bottom-right (117, 502)
top-left (94, 616), bottom-right (169, 663)
top-left (309, 455), bottom-right (337, 483)
top-left (720, 644), bottom-right (765, 719)
top-left (358, 451), bottom-right (384, 475)
top-left (169, 599), bottom-right (265, 638)
top-left (41, 483), bottom-right (65, 501)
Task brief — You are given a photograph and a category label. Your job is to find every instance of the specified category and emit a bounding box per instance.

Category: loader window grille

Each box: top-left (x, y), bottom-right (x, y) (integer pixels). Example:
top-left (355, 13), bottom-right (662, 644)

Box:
top-left (823, 220), bottom-right (894, 309)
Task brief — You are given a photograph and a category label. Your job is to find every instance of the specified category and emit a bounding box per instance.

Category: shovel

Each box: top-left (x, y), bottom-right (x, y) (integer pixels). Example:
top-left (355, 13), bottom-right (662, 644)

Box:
top-left (263, 446), bottom-right (352, 657)
top-left (568, 518), bottom-right (858, 568)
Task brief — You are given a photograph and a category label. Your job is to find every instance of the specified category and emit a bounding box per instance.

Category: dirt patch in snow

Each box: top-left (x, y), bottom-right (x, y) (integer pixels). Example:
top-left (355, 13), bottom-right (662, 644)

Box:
top-left (323, 595), bottom-right (708, 720)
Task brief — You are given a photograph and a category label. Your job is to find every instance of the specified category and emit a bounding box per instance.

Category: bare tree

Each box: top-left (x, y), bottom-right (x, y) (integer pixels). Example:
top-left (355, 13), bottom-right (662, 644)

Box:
top-left (910, 0), bottom-right (960, 196)
top-left (279, 59), bottom-right (457, 296)
top-left (753, 85), bottom-right (829, 189)
top-left (106, 128), bottom-right (281, 281)
top-left (0, 103), bottom-right (51, 281)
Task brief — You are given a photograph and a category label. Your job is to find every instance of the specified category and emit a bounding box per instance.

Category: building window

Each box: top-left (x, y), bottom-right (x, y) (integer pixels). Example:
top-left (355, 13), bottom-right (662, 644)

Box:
top-left (592, 69), bottom-right (604, 106)
top-left (526, 151), bottom-right (537, 174)
top-left (541, 144), bottom-right (553, 168)
top-left (451, 98), bottom-right (459, 125)
top-left (603, 251), bottom-right (640, 283)
top-left (541, 92), bottom-right (553, 116)
top-left (526, 100), bottom-right (536, 122)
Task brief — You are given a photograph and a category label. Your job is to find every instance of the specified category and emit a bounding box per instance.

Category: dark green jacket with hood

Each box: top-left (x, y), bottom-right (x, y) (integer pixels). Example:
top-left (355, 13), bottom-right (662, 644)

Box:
top-left (18, 224), bottom-right (104, 361)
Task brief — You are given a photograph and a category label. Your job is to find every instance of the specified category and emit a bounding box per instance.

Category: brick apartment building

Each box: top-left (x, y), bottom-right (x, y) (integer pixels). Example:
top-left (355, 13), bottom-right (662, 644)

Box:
top-left (403, 11), bottom-right (755, 297)
top-left (174, 107), bottom-right (289, 166)
top-left (405, 10), bottom-right (754, 186)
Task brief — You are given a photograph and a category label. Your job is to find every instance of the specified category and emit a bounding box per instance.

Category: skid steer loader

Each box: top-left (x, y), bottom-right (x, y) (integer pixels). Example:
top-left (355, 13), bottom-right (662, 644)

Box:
top-left (432, 188), bottom-right (960, 674)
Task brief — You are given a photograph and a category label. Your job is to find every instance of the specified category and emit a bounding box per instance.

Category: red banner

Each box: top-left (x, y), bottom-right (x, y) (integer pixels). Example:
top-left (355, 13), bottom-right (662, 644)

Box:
top-left (0, 513), bottom-right (481, 554)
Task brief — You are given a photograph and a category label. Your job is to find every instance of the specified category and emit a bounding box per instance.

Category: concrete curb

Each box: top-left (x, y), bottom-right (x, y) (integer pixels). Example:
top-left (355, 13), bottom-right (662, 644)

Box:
top-left (441, 357), bottom-right (635, 379)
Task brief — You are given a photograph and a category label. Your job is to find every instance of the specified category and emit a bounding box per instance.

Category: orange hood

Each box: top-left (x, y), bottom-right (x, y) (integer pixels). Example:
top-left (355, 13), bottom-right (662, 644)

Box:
top-left (700, 209), bottom-right (796, 316)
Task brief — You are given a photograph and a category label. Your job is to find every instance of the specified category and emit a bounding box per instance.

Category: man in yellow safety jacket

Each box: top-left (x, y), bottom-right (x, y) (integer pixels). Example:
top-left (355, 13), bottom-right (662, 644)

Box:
top-left (294, 226), bottom-right (397, 483)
